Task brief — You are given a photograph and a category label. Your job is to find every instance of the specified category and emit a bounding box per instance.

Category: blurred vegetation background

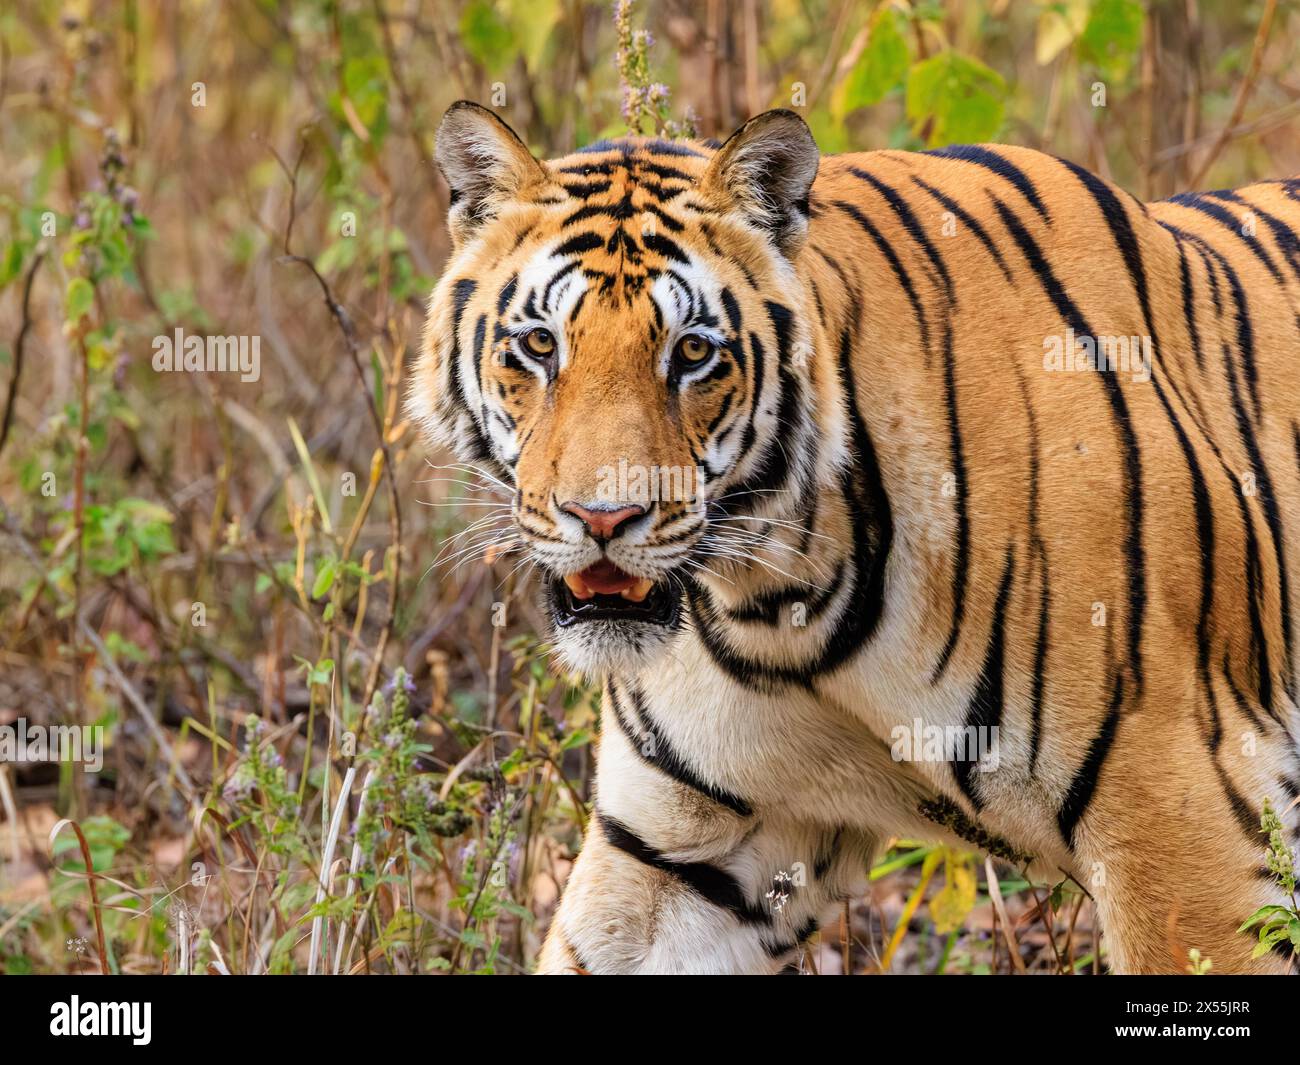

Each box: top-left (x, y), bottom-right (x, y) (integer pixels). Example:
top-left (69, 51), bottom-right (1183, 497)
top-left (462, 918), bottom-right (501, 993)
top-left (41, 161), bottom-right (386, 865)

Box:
top-left (0, 0), bottom-right (1295, 975)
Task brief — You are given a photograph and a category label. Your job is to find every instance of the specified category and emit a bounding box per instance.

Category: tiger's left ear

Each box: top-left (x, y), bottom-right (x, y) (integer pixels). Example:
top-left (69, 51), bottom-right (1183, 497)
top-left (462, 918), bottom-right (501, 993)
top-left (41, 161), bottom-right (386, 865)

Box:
top-left (700, 109), bottom-right (820, 257)
top-left (435, 100), bottom-right (548, 248)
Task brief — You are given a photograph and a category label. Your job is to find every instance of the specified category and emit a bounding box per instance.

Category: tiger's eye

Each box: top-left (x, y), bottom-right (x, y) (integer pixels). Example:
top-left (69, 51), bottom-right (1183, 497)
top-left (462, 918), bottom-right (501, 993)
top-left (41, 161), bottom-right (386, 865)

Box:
top-left (675, 335), bottom-right (712, 364)
top-left (522, 328), bottom-right (556, 358)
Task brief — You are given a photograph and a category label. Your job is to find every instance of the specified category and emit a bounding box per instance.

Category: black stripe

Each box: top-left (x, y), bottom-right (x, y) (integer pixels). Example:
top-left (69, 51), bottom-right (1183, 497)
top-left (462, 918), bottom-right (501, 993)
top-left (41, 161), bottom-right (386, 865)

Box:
top-left (952, 544), bottom-right (1015, 811)
top-left (813, 829), bottom-right (841, 879)
top-left (1161, 226), bottom-right (1284, 713)
top-left (643, 231), bottom-right (690, 264)
top-left (726, 564), bottom-right (844, 625)
top-left (1167, 192), bottom-right (1285, 283)
top-left (562, 200), bottom-right (636, 228)
top-left (1208, 189), bottom-right (1300, 282)
top-left (764, 916), bottom-right (819, 959)
top-left (736, 330), bottom-right (765, 465)
top-left (1222, 652), bottom-right (1266, 732)
top-left (720, 286), bottom-right (741, 334)
top-left (472, 314), bottom-right (487, 397)
top-left (542, 261), bottom-right (579, 310)
top-left (911, 175), bottom-right (1014, 282)
top-left (765, 301), bottom-right (795, 365)
top-left (448, 279), bottom-right (492, 462)
top-left (599, 814), bottom-right (771, 926)
top-left (1056, 677), bottom-right (1124, 848)
top-left (705, 391), bottom-right (735, 435)
top-left (924, 145), bottom-right (1053, 224)
top-left (685, 328), bottom-right (892, 690)
top-left (1028, 539), bottom-right (1050, 777)
top-left (1189, 237), bottom-right (1224, 317)
top-left (641, 202), bottom-right (686, 232)
top-left (1013, 365), bottom-right (1050, 776)
top-left (609, 682), bottom-right (755, 818)
top-left (810, 245), bottom-right (857, 333)
top-left (992, 194), bottom-right (1145, 697)
top-left (1175, 244), bottom-right (1205, 372)
top-left (1167, 225), bottom-right (1262, 423)
top-left (833, 200), bottom-right (933, 364)
top-left (1184, 235), bottom-right (1294, 702)
top-left (1213, 758), bottom-right (1262, 841)
top-left (1223, 344), bottom-right (1290, 712)
top-left (1154, 367), bottom-right (1219, 739)
top-left (929, 315), bottom-right (970, 684)
top-left (560, 179), bottom-right (612, 198)
top-left (727, 333), bottom-right (801, 505)
top-left (850, 168), bottom-right (953, 297)
top-left (553, 231), bottom-right (605, 257)
top-left (1064, 159), bottom-right (1227, 711)
top-left (633, 159), bottom-right (695, 184)
top-left (496, 273), bottom-right (518, 316)
top-left (810, 277), bottom-right (825, 320)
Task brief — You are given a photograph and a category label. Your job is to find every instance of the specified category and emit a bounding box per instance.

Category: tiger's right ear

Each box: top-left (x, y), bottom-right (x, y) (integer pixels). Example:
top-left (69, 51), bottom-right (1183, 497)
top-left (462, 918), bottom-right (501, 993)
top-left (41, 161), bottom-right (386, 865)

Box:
top-left (435, 101), bottom-right (547, 248)
top-left (700, 109), bottom-right (819, 257)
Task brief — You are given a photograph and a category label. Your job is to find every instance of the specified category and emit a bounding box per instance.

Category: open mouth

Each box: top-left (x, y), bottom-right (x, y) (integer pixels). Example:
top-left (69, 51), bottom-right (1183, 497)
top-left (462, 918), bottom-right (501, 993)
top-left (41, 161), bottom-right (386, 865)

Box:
top-left (549, 560), bottom-right (680, 628)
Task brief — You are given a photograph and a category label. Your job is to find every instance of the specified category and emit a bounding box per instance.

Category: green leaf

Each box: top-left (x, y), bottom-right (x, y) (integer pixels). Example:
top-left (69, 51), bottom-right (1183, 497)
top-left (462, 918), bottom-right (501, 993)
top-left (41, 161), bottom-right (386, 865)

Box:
top-left (0, 241), bottom-right (24, 287)
top-left (66, 277), bottom-right (94, 324)
top-left (370, 348), bottom-right (385, 422)
top-left (559, 727), bottom-right (592, 752)
top-left (459, 0), bottom-right (512, 69)
top-left (1237, 904), bottom-right (1290, 933)
top-left (1079, 0), bottom-right (1144, 78)
top-left (288, 416), bottom-right (333, 534)
top-left (311, 556), bottom-right (338, 599)
top-left (509, 0), bottom-right (560, 71)
top-left (294, 655), bottom-right (335, 687)
top-left (834, 8), bottom-right (910, 116)
top-left (906, 51), bottom-right (1006, 146)
top-left (340, 55), bottom-right (389, 140)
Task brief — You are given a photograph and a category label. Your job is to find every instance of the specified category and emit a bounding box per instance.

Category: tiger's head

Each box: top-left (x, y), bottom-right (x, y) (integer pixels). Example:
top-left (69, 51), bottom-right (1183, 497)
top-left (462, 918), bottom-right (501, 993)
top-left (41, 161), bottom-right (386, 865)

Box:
top-left (412, 101), bottom-right (843, 674)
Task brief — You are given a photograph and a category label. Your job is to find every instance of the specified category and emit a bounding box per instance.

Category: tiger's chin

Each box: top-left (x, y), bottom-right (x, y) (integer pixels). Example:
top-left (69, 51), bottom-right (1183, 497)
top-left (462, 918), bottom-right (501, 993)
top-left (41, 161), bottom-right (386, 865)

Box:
top-left (542, 574), bottom-right (686, 677)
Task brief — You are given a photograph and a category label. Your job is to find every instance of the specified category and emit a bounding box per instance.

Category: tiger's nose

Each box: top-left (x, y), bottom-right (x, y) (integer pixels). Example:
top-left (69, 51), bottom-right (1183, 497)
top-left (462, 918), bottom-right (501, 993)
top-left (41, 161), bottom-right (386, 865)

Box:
top-left (559, 501), bottom-right (647, 541)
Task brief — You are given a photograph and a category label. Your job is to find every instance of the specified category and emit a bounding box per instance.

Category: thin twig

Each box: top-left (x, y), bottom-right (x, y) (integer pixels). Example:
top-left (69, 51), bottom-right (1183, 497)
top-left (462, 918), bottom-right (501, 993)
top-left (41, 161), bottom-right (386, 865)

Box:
top-left (4, 518), bottom-right (196, 797)
top-left (985, 858), bottom-right (1027, 974)
top-left (0, 249), bottom-right (44, 462)
top-left (1188, 0), bottom-right (1278, 187)
top-left (281, 251), bottom-right (403, 714)
top-left (49, 818), bottom-right (109, 974)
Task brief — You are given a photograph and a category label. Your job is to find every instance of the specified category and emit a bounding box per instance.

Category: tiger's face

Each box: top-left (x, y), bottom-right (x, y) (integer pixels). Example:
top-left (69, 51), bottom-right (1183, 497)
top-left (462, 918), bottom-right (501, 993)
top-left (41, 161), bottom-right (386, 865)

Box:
top-left (413, 102), bottom-right (825, 673)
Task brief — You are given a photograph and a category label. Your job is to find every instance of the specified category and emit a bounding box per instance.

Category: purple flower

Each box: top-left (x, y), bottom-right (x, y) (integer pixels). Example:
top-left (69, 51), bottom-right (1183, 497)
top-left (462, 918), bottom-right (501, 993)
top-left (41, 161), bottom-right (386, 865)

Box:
top-left (382, 672), bottom-right (416, 698)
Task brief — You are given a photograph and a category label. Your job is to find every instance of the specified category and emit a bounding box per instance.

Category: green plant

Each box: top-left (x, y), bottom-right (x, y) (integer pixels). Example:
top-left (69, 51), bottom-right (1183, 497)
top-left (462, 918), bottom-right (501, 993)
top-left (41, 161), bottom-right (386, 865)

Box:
top-left (1237, 798), bottom-right (1299, 961)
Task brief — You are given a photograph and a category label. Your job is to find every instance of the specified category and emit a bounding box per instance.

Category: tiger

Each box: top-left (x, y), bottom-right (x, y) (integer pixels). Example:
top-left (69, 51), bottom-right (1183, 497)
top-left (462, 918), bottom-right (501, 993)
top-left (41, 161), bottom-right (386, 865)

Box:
top-left (410, 99), bottom-right (1300, 974)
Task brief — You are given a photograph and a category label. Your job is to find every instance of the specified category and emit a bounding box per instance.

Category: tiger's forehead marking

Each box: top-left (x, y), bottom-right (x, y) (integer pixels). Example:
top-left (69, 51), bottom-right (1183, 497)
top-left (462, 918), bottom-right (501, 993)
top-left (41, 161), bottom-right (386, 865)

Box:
top-left (538, 138), bottom-right (715, 304)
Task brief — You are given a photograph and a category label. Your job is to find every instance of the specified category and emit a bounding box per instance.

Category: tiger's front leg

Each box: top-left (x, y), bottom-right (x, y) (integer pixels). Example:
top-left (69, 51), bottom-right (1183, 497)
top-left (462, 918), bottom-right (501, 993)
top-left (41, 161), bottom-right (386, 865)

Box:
top-left (538, 688), bottom-right (873, 974)
top-left (539, 810), bottom-right (867, 974)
